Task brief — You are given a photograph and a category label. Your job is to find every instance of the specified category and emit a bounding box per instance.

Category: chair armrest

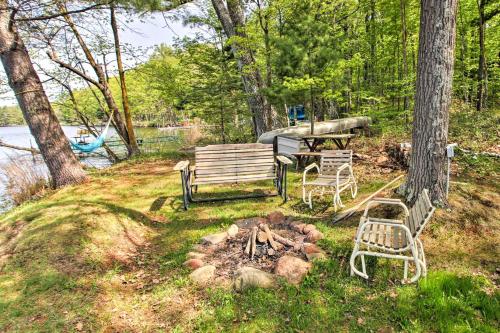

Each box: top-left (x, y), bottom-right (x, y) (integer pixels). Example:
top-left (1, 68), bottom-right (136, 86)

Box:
top-left (304, 162), bottom-right (319, 172)
top-left (367, 217), bottom-right (404, 225)
top-left (276, 155), bottom-right (293, 165)
top-left (303, 163), bottom-right (319, 184)
top-left (173, 160), bottom-right (189, 171)
top-left (370, 198), bottom-right (402, 204)
top-left (336, 163), bottom-right (351, 175)
top-left (336, 163), bottom-right (353, 183)
top-left (361, 197), bottom-right (409, 221)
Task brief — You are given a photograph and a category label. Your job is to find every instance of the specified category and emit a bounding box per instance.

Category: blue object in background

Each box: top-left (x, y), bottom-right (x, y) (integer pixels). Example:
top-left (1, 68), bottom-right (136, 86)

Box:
top-left (288, 105), bottom-right (306, 125)
top-left (70, 116), bottom-right (113, 153)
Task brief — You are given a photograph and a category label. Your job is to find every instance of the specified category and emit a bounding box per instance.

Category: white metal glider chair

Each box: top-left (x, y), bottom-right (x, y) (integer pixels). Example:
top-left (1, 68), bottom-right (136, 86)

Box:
top-left (302, 150), bottom-right (357, 211)
top-left (350, 189), bottom-right (435, 283)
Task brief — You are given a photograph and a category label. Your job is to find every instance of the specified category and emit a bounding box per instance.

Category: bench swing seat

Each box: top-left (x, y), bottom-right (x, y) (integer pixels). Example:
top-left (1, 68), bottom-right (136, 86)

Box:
top-left (174, 143), bottom-right (292, 210)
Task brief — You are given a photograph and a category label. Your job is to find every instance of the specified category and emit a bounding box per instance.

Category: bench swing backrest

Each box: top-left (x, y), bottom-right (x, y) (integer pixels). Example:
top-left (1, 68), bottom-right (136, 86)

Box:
top-left (405, 189), bottom-right (435, 239)
top-left (193, 143), bottom-right (276, 185)
top-left (319, 150), bottom-right (353, 176)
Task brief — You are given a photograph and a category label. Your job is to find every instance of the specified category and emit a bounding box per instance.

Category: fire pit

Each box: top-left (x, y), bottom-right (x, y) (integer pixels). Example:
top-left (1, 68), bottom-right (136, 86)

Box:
top-left (184, 212), bottom-right (326, 290)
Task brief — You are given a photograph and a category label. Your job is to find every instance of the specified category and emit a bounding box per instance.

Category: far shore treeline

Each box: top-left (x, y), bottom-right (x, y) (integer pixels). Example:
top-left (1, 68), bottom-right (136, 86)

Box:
top-left (0, 106), bottom-right (24, 126)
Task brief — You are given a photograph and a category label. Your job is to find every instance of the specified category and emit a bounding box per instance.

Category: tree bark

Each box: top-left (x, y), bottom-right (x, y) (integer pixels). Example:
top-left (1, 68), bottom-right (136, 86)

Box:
top-left (457, 2), bottom-right (471, 103)
top-left (211, 0), bottom-right (272, 137)
top-left (0, 1), bottom-right (87, 187)
top-left (110, 4), bottom-right (139, 155)
top-left (400, 0), bottom-right (410, 116)
top-left (256, 0), bottom-right (272, 88)
top-left (476, 0), bottom-right (487, 111)
top-left (402, 0), bottom-right (458, 205)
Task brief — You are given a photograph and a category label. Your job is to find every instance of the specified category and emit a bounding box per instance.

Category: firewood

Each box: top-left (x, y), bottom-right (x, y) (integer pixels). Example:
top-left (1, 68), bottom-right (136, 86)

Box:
top-left (293, 242), bottom-right (303, 252)
top-left (261, 224), bottom-right (278, 251)
top-left (257, 231), bottom-right (267, 243)
top-left (244, 231), bottom-right (252, 255)
top-left (270, 232), bottom-right (295, 247)
top-left (250, 227), bottom-right (257, 259)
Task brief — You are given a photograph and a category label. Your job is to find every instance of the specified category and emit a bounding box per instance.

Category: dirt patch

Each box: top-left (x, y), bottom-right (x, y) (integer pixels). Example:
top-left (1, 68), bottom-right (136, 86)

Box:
top-left (0, 220), bottom-right (27, 269)
top-left (108, 160), bottom-right (175, 177)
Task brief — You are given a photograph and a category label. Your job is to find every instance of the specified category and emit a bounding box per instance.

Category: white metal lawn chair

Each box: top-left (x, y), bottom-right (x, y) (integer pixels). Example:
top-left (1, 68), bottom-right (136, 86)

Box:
top-left (350, 189), bottom-right (435, 283)
top-left (302, 150), bottom-right (357, 211)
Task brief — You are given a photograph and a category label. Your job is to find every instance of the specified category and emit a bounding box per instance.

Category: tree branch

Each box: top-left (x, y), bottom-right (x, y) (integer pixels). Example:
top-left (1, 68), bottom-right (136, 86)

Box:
top-left (46, 48), bottom-right (101, 87)
top-left (15, 3), bottom-right (106, 22)
top-left (0, 140), bottom-right (40, 154)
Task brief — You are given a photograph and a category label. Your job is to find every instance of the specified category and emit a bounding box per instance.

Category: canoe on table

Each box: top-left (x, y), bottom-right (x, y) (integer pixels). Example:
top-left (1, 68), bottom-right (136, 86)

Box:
top-left (257, 116), bottom-right (371, 144)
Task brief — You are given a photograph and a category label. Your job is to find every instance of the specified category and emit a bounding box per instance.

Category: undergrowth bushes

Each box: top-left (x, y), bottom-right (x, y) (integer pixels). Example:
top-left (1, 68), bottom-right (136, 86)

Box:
top-left (0, 155), bottom-right (50, 208)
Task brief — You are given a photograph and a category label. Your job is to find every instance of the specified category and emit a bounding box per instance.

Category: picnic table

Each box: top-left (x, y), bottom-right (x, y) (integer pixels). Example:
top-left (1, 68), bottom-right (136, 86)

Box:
top-left (292, 133), bottom-right (357, 169)
top-left (302, 133), bottom-right (357, 151)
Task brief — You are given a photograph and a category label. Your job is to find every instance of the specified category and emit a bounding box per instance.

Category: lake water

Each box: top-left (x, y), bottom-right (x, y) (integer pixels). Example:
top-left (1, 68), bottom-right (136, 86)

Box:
top-left (0, 125), bottom-right (178, 212)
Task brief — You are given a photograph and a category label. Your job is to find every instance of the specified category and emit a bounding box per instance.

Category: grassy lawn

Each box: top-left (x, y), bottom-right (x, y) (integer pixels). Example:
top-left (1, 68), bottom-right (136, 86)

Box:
top-left (0, 114), bottom-right (499, 331)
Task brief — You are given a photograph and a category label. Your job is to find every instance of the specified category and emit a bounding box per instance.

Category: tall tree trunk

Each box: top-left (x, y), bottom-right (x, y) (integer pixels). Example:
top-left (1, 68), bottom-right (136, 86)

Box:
top-left (110, 4), bottom-right (139, 155)
top-left (211, 0), bottom-right (272, 137)
top-left (256, 0), bottom-right (272, 88)
top-left (364, 0), bottom-right (377, 89)
top-left (400, 0), bottom-right (410, 117)
top-left (457, 2), bottom-right (470, 103)
top-left (369, 0), bottom-right (377, 89)
top-left (0, 2), bottom-right (87, 187)
top-left (402, 0), bottom-right (458, 204)
top-left (476, 0), bottom-right (487, 111)
top-left (52, 3), bottom-right (133, 156)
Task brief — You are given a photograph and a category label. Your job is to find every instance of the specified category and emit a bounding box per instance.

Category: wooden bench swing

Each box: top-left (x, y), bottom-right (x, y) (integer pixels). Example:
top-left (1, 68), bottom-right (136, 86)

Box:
top-left (174, 143), bottom-right (293, 210)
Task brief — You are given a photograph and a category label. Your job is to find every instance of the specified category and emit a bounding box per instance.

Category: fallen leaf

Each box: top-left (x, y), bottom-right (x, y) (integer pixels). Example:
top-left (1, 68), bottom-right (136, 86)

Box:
top-left (357, 317), bottom-right (364, 325)
top-left (75, 322), bottom-right (83, 331)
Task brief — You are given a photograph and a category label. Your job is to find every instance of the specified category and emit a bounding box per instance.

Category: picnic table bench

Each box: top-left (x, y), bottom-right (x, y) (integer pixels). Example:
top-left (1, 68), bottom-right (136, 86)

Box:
top-left (174, 143), bottom-right (292, 210)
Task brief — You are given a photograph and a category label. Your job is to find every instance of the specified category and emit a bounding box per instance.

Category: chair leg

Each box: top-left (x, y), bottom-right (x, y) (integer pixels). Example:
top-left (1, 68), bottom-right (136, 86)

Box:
top-left (417, 238), bottom-right (427, 277)
top-left (349, 243), bottom-right (369, 279)
top-left (180, 170), bottom-right (189, 210)
top-left (351, 180), bottom-right (358, 198)
top-left (404, 260), bottom-right (408, 280)
top-left (308, 190), bottom-right (313, 209)
top-left (333, 189), bottom-right (343, 212)
top-left (361, 255), bottom-right (366, 275)
top-left (407, 242), bottom-right (422, 284)
top-left (282, 167), bottom-right (288, 202)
